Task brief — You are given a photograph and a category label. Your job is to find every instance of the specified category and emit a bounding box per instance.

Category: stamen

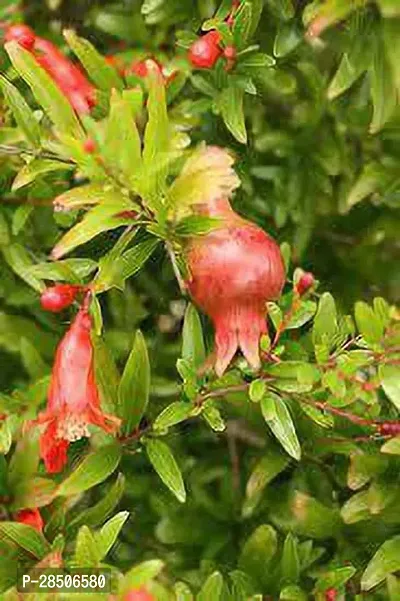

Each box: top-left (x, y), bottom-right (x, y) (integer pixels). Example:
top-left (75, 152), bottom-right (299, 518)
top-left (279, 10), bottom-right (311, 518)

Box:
top-left (57, 413), bottom-right (91, 442)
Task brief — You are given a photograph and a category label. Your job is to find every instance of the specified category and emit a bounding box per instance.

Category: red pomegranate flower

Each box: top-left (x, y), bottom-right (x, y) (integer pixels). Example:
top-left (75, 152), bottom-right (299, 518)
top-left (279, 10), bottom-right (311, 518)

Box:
top-left (36, 306), bottom-right (120, 473)
top-left (184, 149), bottom-right (285, 376)
top-left (4, 24), bottom-right (36, 50)
top-left (15, 508), bottom-right (44, 532)
top-left (124, 588), bottom-right (154, 601)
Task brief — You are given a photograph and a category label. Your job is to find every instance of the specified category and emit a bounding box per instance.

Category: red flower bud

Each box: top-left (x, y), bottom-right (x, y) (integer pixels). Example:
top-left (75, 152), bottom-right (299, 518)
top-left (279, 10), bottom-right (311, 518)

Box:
top-left (188, 31), bottom-right (222, 69)
top-left (15, 508), bottom-right (44, 532)
top-left (40, 284), bottom-right (80, 312)
top-left (124, 588), bottom-right (154, 601)
top-left (325, 589), bottom-right (337, 601)
top-left (4, 24), bottom-right (35, 50)
top-left (126, 57), bottom-right (163, 79)
top-left (185, 148), bottom-right (285, 376)
top-left (83, 138), bottom-right (96, 154)
top-left (295, 272), bottom-right (314, 296)
top-left (36, 307), bottom-right (120, 473)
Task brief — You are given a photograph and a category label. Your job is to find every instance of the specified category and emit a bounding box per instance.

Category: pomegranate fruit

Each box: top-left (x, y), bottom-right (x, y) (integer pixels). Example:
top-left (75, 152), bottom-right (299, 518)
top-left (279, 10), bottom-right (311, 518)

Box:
top-left (185, 195), bottom-right (285, 376)
top-left (188, 30), bottom-right (222, 69)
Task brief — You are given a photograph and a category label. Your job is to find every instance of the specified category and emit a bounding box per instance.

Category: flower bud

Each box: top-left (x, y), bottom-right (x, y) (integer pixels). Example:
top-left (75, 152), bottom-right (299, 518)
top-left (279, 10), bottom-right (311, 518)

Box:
top-left (4, 24), bottom-right (35, 50)
top-left (15, 508), bottom-right (44, 532)
top-left (188, 31), bottom-right (222, 69)
top-left (325, 588), bottom-right (337, 601)
top-left (295, 271), bottom-right (315, 296)
top-left (83, 138), bottom-right (96, 154)
top-left (124, 588), bottom-right (154, 601)
top-left (40, 284), bottom-right (80, 312)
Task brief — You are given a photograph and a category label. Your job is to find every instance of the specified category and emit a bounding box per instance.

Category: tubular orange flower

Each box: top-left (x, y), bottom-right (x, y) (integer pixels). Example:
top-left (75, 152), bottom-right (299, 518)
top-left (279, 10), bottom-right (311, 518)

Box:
top-left (15, 508), bottom-right (44, 532)
top-left (37, 306), bottom-right (120, 473)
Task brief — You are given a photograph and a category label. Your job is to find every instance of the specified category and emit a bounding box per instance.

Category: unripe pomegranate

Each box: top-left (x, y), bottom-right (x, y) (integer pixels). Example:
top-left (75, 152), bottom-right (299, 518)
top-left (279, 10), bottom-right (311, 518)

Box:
top-left (124, 588), bottom-right (154, 601)
top-left (4, 24), bottom-right (35, 50)
top-left (188, 31), bottom-right (222, 69)
top-left (40, 284), bottom-right (81, 312)
top-left (185, 194), bottom-right (285, 376)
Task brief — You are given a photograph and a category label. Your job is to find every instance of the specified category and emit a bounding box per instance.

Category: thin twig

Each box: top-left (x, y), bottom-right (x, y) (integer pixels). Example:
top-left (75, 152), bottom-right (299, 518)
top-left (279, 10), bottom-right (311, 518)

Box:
top-left (165, 240), bottom-right (187, 296)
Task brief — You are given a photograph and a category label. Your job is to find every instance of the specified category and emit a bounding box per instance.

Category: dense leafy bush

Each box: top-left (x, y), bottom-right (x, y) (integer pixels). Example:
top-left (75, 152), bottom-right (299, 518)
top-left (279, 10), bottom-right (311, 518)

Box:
top-left (0, 0), bottom-right (399, 599)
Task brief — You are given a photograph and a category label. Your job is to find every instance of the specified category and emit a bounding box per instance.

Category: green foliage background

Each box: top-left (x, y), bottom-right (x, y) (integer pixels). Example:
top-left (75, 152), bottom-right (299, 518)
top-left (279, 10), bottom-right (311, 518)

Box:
top-left (0, 0), bottom-right (399, 600)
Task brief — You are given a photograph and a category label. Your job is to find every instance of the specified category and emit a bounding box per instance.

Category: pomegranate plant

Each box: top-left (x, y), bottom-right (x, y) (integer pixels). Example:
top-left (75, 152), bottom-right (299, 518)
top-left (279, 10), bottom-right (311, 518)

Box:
top-left (0, 1), bottom-right (399, 600)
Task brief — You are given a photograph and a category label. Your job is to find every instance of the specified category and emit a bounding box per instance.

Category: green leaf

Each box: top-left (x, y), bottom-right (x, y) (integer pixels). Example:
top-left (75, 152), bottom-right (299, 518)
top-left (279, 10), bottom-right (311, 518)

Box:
top-left (263, 396), bottom-right (301, 460)
top-left (345, 162), bottom-right (387, 210)
top-left (95, 236), bottom-right (158, 293)
top-left (361, 536), bottom-right (400, 591)
top-left (2, 243), bottom-right (44, 292)
top-left (239, 525), bottom-right (277, 584)
top-left (315, 566), bottom-right (356, 593)
top-left (10, 476), bottom-right (57, 511)
top-left (0, 522), bottom-right (50, 559)
top-left (12, 204), bottom-right (33, 236)
top-left (381, 437), bottom-right (400, 455)
top-left (0, 75), bottom-right (40, 147)
top-left (5, 42), bottom-right (83, 139)
top-left (68, 473), bottom-right (125, 531)
top-left (73, 525), bottom-right (100, 567)
top-left (141, 69), bottom-right (170, 205)
top-left (57, 443), bottom-right (121, 497)
top-left (197, 572), bottom-right (224, 601)
top-left (369, 39), bottom-right (397, 134)
top-left (103, 89), bottom-right (142, 190)
top-left (280, 585), bottom-right (307, 601)
top-left (54, 183), bottom-right (124, 210)
top-left (182, 304), bottom-right (206, 368)
top-left (355, 301), bottom-right (384, 345)
top-left (327, 33), bottom-right (372, 99)
top-left (95, 511), bottom-right (129, 559)
top-left (274, 23), bottom-right (301, 57)
top-left (120, 560), bottom-right (165, 594)
top-left (153, 401), bottom-right (193, 430)
top-left (383, 19), bottom-right (400, 96)
top-left (51, 202), bottom-right (134, 259)
top-left (243, 449), bottom-right (289, 517)
top-left (174, 582), bottom-right (194, 601)
top-left (312, 292), bottom-right (338, 357)
top-left (175, 215), bottom-right (220, 236)
top-left (286, 301), bottom-right (317, 329)
top-left (118, 330), bottom-right (151, 434)
top-left (28, 258), bottom-right (97, 283)
top-left (377, 0), bottom-right (400, 17)
top-left (8, 432), bottom-right (40, 491)
top-left (64, 29), bottom-right (124, 92)
top-left (379, 364), bottom-right (400, 410)
top-left (233, 1), bottom-right (253, 49)
top-left (145, 438), bottom-right (186, 503)
top-left (202, 400), bottom-right (226, 432)
top-left (249, 379), bottom-right (267, 403)
top-left (240, 52), bottom-right (275, 67)
top-left (12, 159), bottom-right (72, 191)
top-left (281, 533), bottom-right (300, 584)
top-left (220, 85), bottom-right (247, 144)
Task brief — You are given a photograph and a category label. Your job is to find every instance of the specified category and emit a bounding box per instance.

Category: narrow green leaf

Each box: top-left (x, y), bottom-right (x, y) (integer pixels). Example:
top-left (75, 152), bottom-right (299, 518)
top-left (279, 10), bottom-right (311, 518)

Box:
top-left (174, 582), bottom-right (194, 601)
top-left (243, 449), bottom-right (289, 517)
top-left (197, 572), bottom-right (224, 601)
top-left (2, 243), bottom-right (44, 292)
top-left (220, 85), bottom-right (247, 144)
top-left (0, 522), bottom-right (50, 559)
top-left (51, 202), bottom-right (134, 259)
top-left (274, 23), bottom-right (301, 58)
top-left (54, 184), bottom-right (124, 211)
top-left (95, 511), bottom-right (129, 559)
top-left (249, 379), bottom-right (267, 403)
top-left (12, 159), bottom-right (72, 191)
top-left (57, 443), bottom-right (121, 497)
top-left (202, 401), bottom-right (226, 432)
top-left (233, 1), bottom-right (253, 49)
top-left (263, 397), bottom-right (301, 460)
top-left (381, 437), bottom-right (400, 455)
top-left (369, 39), bottom-right (397, 134)
top-left (145, 438), bottom-right (186, 503)
top-left (379, 364), bottom-right (400, 410)
top-left (118, 330), bottom-right (151, 434)
top-left (361, 536), bottom-right (400, 591)
top-left (5, 41), bottom-right (83, 138)
top-left (355, 301), bottom-right (384, 345)
top-left (103, 89), bottom-right (142, 190)
top-left (64, 29), bottom-right (124, 92)
top-left (68, 473), bottom-right (125, 531)
top-left (239, 525), bottom-right (277, 584)
top-left (182, 304), bottom-right (206, 368)
top-left (12, 204), bottom-right (33, 236)
top-left (153, 402), bottom-right (193, 430)
top-left (281, 533), bottom-right (300, 584)
top-left (0, 75), bottom-right (40, 147)
top-left (73, 525), bottom-right (100, 567)
top-left (327, 34), bottom-right (372, 99)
